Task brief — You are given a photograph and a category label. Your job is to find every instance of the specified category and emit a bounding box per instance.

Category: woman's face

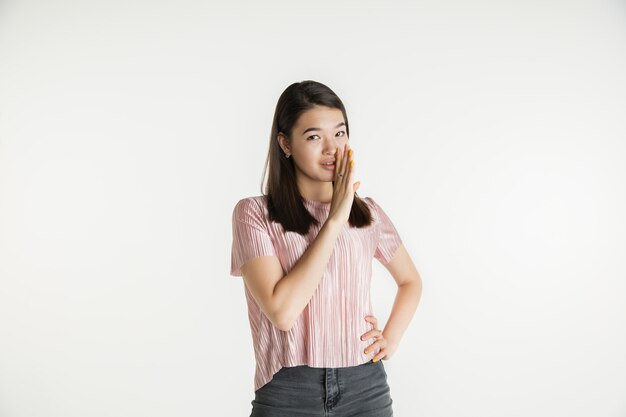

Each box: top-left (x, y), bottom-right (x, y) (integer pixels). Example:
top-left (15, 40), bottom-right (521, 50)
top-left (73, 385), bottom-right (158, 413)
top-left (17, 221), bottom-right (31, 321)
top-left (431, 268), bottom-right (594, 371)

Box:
top-left (279, 105), bottom-right (349, 185)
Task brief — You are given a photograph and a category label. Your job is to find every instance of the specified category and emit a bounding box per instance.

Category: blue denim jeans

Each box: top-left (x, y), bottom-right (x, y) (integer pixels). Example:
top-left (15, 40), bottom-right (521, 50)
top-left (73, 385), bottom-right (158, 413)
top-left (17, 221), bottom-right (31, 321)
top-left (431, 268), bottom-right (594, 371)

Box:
top-left (249, 359), bottom-right (393, 416)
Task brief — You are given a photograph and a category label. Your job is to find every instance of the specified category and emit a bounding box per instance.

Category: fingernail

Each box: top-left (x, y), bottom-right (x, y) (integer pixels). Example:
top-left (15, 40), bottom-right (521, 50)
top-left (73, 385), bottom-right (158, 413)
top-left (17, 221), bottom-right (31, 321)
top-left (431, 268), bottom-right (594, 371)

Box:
top-left (373, 357), bottom-right (378, 362)
top-left (348, 149), bottom-right (353, 157)
top-left (350, 160), bottom-right (354, 167)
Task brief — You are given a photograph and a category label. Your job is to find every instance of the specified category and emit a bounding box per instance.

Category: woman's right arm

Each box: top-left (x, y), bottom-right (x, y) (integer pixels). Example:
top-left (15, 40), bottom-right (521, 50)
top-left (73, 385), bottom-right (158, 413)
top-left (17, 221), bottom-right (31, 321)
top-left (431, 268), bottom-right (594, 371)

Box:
top-left (241, 217), bottom-right (343, 331)
top-left (240, 143), bottom-right (358, 332)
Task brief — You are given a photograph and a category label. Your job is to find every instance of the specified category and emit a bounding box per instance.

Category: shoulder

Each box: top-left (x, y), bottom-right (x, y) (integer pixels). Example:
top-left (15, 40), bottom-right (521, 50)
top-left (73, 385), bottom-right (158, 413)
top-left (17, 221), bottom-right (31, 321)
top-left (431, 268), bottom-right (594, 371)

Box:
top-left (361, 195), bottom-right (380, 213)
top-left (232, 195), bottom-right (269, 221)
top-left (361, 195), bottom-right (396, 224)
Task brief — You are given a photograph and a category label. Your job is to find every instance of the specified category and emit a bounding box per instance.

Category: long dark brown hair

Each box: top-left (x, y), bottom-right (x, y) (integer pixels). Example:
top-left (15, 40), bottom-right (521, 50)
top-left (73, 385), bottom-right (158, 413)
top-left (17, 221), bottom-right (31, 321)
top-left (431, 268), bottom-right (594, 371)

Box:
top-left (260, 80), bottom-right (373, 235)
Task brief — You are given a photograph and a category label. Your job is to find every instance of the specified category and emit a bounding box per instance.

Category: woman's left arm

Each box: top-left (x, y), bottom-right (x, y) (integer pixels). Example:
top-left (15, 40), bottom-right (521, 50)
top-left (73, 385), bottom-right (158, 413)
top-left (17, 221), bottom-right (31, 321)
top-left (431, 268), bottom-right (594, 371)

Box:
top-left (364, 244), bottom-right (422, 362)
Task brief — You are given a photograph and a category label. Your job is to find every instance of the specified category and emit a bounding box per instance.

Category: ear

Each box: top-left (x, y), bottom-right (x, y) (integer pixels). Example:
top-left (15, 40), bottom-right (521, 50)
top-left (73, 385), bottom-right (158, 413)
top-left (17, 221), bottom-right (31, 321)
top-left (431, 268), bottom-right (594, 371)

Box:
top-left (277, 132), bottom-right (291, 155)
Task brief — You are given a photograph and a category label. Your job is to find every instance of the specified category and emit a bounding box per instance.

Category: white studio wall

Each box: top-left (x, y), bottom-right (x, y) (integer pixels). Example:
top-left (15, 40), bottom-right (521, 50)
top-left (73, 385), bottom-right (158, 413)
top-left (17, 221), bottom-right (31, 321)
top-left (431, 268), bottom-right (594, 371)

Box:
top-left (1, 0), bottom-right (625, 416)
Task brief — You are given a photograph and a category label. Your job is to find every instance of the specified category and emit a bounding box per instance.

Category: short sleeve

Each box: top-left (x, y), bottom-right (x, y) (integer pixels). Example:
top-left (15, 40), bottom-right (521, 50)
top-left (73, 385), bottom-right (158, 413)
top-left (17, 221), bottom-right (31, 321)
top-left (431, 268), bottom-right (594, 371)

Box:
top-left (366, 197), bottom-right (403, 264)
top-left (230, 197), bottom-right (278, 277)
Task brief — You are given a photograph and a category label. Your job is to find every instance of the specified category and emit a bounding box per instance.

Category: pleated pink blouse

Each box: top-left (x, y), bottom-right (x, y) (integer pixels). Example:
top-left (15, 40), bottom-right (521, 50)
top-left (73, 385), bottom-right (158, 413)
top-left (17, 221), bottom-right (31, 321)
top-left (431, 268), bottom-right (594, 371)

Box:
top-left (230, 195), bottom-right (403, 392)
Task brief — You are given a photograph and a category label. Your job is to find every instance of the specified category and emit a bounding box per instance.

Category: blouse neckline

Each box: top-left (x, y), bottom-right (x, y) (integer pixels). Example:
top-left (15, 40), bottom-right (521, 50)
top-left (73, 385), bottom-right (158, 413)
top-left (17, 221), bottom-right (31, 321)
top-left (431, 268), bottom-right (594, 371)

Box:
top-left (302, 198), bottom-right (331, 209)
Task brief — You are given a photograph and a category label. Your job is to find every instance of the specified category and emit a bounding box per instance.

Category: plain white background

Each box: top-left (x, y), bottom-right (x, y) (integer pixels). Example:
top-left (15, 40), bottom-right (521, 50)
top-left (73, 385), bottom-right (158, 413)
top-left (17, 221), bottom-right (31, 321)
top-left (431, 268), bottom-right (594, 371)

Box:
top-left (1, 0), bottom-right (625, 416)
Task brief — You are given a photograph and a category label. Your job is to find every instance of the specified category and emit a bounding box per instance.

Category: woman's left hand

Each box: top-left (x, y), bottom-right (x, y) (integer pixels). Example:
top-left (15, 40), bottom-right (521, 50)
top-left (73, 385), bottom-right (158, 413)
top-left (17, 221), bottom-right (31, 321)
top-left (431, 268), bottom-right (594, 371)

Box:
top-left (360, 315), bottom-right (398, 362)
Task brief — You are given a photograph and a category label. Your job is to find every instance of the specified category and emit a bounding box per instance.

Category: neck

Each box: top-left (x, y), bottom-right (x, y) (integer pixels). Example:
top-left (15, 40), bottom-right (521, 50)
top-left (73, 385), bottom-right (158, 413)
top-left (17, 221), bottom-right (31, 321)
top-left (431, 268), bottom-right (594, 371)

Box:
top-left (296, 178), bottom-right (334, 203)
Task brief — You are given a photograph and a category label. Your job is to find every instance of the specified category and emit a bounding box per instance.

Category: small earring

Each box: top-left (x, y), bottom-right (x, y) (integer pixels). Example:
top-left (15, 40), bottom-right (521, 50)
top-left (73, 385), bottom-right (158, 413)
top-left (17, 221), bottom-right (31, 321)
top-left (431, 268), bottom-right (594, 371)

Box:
top-left (285, 153), bottom-right (291, 158)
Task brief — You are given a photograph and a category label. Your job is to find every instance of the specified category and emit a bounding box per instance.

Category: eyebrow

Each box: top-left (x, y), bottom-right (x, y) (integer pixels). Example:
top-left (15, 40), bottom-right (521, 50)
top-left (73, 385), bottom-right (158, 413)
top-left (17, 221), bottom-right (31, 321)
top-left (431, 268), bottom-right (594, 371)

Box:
top-left (301, 122), bottom-right (346, 135)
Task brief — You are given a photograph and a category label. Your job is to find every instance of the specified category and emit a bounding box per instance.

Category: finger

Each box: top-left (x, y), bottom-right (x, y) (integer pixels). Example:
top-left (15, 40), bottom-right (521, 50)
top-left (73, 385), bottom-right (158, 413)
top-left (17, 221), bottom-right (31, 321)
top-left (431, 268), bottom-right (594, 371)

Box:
top-left (372, 350), bottom-right (386, 362)
top-left (335, 146), bottom-right (344, 180)
top-left (347, 157), bottom-right (356, 190)
top-left (365, 338), bottom-right (386, 356)
top-left (366, 316), bottom-right (378, 327)
top-left (334, 146), bottom-right (342, 181)
top-left (338, 144), bottom-right (348, 181)
top-left (346, 145), bottom-right (353, 178)
top-left (360, 329), bottom-right (378, 341)
top-left (364, 340), bottom-right (380, 355)
top-left (340, 143), bottom-right (349, 180)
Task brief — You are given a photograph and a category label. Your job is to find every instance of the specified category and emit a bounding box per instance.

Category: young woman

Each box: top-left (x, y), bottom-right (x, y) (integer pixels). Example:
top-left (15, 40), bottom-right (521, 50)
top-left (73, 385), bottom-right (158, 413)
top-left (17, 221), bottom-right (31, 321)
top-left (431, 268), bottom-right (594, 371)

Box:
top-left (230, 80), bottom-right (422, 416)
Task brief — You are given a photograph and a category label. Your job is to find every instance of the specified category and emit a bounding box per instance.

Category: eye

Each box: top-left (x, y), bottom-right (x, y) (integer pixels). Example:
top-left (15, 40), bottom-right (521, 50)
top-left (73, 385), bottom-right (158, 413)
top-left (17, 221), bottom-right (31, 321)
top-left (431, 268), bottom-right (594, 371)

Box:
top-left (336, 131), bottom-right (346, 137)
top-left (307, 135), bottom-right (320, 141)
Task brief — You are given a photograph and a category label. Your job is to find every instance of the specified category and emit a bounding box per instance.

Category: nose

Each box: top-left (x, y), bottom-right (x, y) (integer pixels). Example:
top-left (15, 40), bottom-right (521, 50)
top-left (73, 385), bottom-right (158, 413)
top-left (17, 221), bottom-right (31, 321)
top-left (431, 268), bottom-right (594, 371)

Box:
top-left (323, 135), bottom-right (345, 155)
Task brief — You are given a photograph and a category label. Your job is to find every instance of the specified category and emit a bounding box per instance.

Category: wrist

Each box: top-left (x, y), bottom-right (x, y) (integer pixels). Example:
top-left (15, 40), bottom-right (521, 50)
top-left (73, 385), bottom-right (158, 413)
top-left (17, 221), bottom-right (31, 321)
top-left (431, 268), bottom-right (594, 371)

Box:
top-left (323, 216), bottom-right (344, 233)
top-left (382, 329), bottom-right (401, 348)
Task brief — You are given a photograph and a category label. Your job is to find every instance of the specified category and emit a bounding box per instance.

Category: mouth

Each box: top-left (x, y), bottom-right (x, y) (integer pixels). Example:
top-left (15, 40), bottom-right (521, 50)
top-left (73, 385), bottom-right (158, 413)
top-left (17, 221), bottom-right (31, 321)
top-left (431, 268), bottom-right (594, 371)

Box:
top-left (321, 162), bottom-right (335, 170)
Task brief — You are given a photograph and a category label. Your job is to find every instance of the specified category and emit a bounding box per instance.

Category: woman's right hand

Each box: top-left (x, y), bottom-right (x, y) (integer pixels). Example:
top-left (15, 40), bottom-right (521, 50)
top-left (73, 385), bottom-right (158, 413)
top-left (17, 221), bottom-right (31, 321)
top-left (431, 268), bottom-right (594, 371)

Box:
top-left (328, 143), bottom-right (360, 224)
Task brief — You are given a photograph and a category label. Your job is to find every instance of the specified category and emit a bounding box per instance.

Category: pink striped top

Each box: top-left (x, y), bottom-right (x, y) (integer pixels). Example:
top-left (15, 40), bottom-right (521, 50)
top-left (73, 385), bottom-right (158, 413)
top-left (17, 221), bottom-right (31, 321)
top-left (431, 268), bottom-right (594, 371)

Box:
top-left (230, 195), bottom-right (403, 392)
